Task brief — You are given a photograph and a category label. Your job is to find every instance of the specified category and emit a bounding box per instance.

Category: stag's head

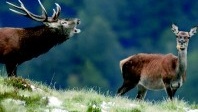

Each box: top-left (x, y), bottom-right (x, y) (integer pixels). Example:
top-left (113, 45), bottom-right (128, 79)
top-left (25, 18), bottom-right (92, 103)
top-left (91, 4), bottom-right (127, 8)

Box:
top-left (7, 0), bottom-right (81, 36)
top-left (172, 24), bottom-right (197, 51)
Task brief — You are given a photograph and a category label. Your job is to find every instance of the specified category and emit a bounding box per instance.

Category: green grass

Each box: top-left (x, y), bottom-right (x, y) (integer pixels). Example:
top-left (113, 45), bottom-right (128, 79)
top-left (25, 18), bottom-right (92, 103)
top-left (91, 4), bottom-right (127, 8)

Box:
top-left (0, 76), bottom-right (197, 112)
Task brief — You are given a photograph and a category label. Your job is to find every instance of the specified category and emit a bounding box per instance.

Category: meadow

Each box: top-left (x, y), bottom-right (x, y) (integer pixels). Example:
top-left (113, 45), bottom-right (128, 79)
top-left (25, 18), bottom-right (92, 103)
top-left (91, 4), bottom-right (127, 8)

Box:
top-left (0, 76), bottom-right (197, 112)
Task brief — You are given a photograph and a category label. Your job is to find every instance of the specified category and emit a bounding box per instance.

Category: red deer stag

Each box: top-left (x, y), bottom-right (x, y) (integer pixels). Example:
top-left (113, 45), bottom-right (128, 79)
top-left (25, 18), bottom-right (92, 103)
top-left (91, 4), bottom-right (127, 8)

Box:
top-left (0, 0), bottom-right (81, 77)
top-left (117, 24), bottom-right (197, 100)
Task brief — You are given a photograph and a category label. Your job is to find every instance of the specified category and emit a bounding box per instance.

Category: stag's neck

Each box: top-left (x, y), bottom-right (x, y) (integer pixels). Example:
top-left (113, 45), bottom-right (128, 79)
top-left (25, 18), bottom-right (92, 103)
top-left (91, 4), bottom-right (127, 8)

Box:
top-left (177, 49), bottom-right (187, 76)
top-left (18, 25), bottom-right (69, 62)
top-left (21, 25), bottom-right (69, 47)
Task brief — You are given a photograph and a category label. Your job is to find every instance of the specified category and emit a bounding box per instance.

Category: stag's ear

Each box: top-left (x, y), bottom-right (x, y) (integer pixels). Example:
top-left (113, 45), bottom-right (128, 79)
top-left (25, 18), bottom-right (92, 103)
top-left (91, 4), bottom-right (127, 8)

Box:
top-left (172, 24), bottom-right (179, 35)
top-left (189, 27), bottom-right (197, 37)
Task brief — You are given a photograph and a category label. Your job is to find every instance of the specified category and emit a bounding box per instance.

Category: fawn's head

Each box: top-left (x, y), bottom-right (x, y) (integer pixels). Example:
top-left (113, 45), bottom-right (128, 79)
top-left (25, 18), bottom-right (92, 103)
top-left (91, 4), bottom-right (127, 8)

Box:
top-left (172, 24), bottom-right (197, 51)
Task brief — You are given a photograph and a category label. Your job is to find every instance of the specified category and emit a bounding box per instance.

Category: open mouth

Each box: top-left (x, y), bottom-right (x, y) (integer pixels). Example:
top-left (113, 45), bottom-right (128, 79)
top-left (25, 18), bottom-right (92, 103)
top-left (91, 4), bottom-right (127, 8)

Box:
top-left (73, 19), bottom-right (81, 33)
top-left (74, 27), bottom-right (81, 33)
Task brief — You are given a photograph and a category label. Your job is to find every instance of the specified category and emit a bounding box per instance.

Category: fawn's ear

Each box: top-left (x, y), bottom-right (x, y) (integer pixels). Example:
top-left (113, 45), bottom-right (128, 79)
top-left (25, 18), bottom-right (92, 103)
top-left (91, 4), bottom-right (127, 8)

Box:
top-left (189, 27), bottom-right (197, 37)
top-left (172, 24), bottom-right (179, 35)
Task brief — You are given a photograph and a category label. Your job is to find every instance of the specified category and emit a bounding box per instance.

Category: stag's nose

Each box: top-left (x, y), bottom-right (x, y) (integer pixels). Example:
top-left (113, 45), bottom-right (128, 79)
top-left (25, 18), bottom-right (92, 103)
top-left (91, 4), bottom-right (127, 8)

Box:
top-left (77, 19), bottom-right (81, 25)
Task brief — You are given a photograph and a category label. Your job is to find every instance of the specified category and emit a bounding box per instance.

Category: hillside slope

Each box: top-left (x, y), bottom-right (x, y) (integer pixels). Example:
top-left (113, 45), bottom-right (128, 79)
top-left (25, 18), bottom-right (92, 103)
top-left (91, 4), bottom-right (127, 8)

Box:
top-left (0, 76), bottom-right (197, 112)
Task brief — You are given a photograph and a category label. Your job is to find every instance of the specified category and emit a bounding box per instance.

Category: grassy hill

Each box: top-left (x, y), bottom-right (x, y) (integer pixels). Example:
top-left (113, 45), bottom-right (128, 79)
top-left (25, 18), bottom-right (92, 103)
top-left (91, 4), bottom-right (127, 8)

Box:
top-left (0, 76), bottom-right (197, 112)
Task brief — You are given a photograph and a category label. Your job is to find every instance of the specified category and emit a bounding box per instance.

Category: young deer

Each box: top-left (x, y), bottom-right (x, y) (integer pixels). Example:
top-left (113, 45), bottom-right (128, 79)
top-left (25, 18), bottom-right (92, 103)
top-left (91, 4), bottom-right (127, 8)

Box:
top-left (0, 0), bottom-right (81, 77)
top-left (117, 24), bottom-right (197, 100)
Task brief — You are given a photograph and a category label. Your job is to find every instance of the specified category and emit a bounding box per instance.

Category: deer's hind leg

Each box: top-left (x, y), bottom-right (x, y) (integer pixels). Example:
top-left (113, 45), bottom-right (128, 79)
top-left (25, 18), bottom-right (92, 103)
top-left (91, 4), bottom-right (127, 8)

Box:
top-left (117, 79), bottom-right (139, 96)
top-left (117, 63), bottom-right (140, 96)
top-left (136, 84), bottom-right (147, 100)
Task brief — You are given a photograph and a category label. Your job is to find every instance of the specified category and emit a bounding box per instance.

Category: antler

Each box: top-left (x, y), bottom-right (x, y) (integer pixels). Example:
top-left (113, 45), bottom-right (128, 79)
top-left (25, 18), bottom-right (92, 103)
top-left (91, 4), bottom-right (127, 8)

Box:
top-left (6, 0), bottom-right (61, 22)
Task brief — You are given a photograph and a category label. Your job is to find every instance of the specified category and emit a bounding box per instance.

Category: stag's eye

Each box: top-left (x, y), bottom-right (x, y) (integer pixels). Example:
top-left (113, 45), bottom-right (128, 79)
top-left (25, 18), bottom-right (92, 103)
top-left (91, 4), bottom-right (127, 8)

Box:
top-left (61, 21), bottom-right (68, 25)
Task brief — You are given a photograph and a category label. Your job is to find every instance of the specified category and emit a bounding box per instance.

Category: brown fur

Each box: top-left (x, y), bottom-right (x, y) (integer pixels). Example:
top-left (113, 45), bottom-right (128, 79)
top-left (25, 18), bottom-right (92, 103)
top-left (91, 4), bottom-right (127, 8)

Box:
top-left (117, 24), bottom-right (196, 100)
top-left (2, 0), bottom-right (81, 77)
top-left (122, 53), bottom-right (180, 81)
top-left (117, 53), bottom-right (185, 99)
top-left (0, 25), bottom-right (75, 77)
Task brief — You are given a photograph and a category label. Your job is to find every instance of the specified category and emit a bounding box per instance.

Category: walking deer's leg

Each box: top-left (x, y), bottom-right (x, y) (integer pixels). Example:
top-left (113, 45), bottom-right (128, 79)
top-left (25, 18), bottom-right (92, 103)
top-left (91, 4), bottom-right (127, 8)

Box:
top-left (171, 88), bottom-right (178, 97)
top-left (117, 80), bottom-right (138, 96)
top-left (164, 81), bottom-right (178, 100)
top-left (170, 82), bottom-right (180, 98)
top-left (136, 84), bottom-right (147, 100)
top-left (6, 63), bottom-right (17, 77)
top-left (166, 85), bottom-right (178, 100)
top-left (165, 86), bottom-right (174, 100)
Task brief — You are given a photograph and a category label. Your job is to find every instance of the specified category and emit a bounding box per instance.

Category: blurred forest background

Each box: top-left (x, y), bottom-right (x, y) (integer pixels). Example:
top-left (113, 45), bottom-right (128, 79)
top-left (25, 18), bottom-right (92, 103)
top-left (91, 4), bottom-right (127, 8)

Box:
top-left (1, 0), bottom-right (198, 103)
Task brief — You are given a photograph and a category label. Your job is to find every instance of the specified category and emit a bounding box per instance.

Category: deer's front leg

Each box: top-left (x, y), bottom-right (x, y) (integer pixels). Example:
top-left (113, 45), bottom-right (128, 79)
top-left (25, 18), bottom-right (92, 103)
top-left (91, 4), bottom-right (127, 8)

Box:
top-left (6, 63), bottom-right (17, 77)
top-left (164, 83), bottom-right (178, 100)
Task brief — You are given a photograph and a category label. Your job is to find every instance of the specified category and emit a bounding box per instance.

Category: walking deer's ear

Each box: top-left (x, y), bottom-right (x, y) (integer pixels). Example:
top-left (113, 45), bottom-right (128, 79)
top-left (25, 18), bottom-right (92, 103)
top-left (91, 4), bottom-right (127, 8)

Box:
top-left (172, 24), bottom-right (179, 35)
top-left (189, 27), bottom-right (197, 37)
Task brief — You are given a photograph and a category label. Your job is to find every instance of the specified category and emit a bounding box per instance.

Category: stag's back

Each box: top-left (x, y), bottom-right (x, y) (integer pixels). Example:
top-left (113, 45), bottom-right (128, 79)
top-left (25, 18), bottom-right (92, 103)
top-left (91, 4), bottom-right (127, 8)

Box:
top-left (0, 28), bottom-right (22, 58)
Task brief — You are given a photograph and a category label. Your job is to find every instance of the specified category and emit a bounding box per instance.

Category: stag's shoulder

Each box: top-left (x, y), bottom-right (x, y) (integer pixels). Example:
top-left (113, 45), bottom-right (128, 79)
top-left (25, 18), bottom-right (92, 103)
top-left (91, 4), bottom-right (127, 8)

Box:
top-left (0, 27), bottom-right (24, 39)
top-left (0, 27), bottom-right (23, 32)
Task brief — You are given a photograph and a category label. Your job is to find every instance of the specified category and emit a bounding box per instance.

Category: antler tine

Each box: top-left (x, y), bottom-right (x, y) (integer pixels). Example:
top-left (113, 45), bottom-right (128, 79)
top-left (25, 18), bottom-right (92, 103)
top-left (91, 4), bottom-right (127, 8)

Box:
top-left (7, 0), bottom-right (48, 22)
top-left (51, 9), bottom-right (57, 20)
top-left (17, 0), bottom-right (41, 19)
top-left (6, 1), bottom-right (20, 9)
top-left (6, 0), bottom-right (27, 16)
top-left (55, 3), bottom-right (61, 18)
top-left (51, 3), bottom-right (61, 21)
top-left (38, 0), bottom-right (48, 20)
top-left (8, 8), bottom-right (26, 16)
top-left (7, 0), bottom-right (60, 22)
top-left (18, 0), bottom-right (47, 21)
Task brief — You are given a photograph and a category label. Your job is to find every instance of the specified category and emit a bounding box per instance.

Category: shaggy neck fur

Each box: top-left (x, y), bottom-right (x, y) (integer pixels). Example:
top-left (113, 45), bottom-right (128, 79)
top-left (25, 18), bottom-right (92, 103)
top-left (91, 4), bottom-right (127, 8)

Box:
top-left (17, 25), bottom-right (71, 63)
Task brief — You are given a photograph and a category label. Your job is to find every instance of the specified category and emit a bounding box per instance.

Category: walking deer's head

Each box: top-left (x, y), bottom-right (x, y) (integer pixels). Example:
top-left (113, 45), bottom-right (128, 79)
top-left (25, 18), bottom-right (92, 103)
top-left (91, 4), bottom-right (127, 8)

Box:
top-left (172, 24), bottom-right (197, 51)
top-left (7, 0), bottom-right (81, 36)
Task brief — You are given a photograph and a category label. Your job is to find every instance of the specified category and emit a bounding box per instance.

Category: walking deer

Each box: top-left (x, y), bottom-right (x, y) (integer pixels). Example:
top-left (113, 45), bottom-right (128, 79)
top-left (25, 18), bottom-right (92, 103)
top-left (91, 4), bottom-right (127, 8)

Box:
top-left (117, 24), bottom-right (197, 100)
top-left (0, 0), bottom-right (81, 77)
